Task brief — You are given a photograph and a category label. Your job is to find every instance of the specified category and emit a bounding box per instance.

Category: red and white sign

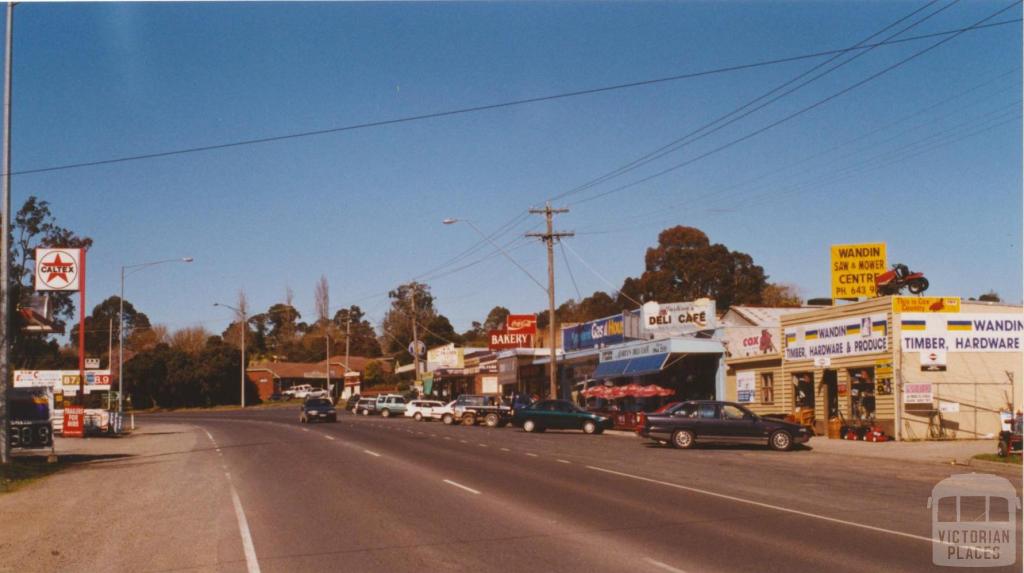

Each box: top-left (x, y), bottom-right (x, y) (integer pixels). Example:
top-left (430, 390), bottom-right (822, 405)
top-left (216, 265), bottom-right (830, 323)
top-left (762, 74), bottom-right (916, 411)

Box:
top-left (63, 406), bottom-right (85, 437)
top-left (506, 314), bottom-right (537, 334)
top-left (34, 248), bottom-right (81, 291)
top-left (489, 329), bottom-right (533, 351)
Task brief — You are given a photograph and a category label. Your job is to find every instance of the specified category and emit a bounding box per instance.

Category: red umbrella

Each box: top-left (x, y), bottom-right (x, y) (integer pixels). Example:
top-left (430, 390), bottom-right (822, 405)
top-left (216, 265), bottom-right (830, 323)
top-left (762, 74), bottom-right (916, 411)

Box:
top-left (623, 383), bottom-right (643, 396)
top-left (637, 384), bottom-right (662, 398)
top-left (608, 385), bottom-right (628, 399)
top-left (657, 386), bottom-right (675, 397)
top-left (582, 385), bottom-right (603, 398)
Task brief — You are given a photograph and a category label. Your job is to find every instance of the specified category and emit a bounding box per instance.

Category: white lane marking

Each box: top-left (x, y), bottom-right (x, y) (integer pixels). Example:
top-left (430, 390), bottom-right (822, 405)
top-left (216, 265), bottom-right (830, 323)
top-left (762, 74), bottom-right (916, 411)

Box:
top-left (443, 479), bottom-right (481, 495)
top-left (230, 484), bottom-right (262, 573)
top-left (215, 448), bottom-right (221, 453)
top-left (301, 428), bottom-right (310, 433)
top-left (478, 443), bottom-right (488, 448)
top-left (363, 450), bottom-right (382, 457)
top-left (500, 447), bottom-right (510, 452)
top-left (202, 429), bottom-right (218, 447)
top-left (644, 557), bottom-right (687, 573)
top-left (587, 465), bottom-right (938, 545)
top-left (430, 434), bottom-right (437, 437)
top-left (556, 459), bottom-right (571, 464)
top-left (459, 440), bottom-right (468, 444)
top-left (444, 437), bottom-right (452, 440)
top-left (417, 432), bottom-right (424, 435)
top-left (525, 452), bottom-right (538, 457)
top-left (324, 435), bottom-right (335, 441)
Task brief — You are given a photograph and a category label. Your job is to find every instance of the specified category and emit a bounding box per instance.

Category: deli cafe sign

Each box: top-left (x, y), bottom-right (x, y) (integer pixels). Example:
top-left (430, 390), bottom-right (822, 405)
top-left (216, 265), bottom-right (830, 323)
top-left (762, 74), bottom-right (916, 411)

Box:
top-left (641, 300), bottom-right (717, 334)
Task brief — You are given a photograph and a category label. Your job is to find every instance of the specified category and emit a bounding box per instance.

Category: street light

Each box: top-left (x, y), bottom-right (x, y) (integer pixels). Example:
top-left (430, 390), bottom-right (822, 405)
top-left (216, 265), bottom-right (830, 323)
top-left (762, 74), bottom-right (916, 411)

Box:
top-left (213, 302), bottom-right (247, 408)
top-left (119, 257), bottom-right (193, 413)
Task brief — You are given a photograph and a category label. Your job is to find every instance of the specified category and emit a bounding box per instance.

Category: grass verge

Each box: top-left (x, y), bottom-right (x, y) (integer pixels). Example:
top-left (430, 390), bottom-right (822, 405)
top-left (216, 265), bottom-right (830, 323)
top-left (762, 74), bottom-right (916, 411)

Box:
top-left (0, 457), bottom-right (66, 494)
top-left (973, 453), bottom-right (1022, 465)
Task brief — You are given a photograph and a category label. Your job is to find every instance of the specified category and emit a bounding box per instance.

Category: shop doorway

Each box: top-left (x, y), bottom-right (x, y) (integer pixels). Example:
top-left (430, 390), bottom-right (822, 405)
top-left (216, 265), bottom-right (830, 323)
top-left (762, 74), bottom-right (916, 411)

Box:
top-left (823, 369), bottom-right (839, 419)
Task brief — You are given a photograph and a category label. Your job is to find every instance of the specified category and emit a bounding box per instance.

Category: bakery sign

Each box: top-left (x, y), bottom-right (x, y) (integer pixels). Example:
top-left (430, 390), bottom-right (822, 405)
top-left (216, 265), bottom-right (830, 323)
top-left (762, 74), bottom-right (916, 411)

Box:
top-left (641, 299), bottom-right (717, 335)
top-left (489, 329), bottom-right (533, 350)
top-left (783, 313), bottom-right (888, 362)
top-left (35, 248), bottom-right (82, 291)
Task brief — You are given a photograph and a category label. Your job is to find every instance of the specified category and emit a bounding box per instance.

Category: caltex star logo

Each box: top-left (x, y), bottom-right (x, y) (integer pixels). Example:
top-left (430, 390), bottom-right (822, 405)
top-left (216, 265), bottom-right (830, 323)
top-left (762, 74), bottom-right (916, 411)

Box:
top-left (44, 254), bottom-right (71, 284)
top-left (36, 248), bottom-right (80, 291)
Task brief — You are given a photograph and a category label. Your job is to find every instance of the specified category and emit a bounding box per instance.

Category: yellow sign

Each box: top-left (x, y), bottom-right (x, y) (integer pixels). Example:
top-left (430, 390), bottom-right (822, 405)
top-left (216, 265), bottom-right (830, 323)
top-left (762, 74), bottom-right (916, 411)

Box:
top-left (874, 358), bottom-right (894, 379)
top-left (891, 296), bottom-right (961, 313)
top-left (831, 243), bottom-right (886, 298)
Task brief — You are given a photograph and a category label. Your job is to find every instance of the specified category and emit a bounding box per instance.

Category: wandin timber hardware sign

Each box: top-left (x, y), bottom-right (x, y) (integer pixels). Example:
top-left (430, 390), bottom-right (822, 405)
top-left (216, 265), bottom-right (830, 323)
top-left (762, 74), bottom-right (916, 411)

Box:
top-left (900, 313), bottom-right (1024, 352)
top-left (783, 314), bottom-right (888, 362)
top-left (830, 243), bottom-right (886, 298)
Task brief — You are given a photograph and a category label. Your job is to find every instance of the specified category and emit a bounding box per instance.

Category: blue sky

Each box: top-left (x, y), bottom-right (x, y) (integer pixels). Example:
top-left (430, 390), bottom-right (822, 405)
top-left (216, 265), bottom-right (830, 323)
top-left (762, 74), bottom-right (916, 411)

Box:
top-left (5, 1), bottom-right (1021, 338)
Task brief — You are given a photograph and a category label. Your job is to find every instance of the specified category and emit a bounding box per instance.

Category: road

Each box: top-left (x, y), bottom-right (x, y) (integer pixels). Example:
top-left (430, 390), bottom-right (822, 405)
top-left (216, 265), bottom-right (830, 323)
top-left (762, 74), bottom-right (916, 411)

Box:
top-left (131, 407), bottom-right (1022, 573)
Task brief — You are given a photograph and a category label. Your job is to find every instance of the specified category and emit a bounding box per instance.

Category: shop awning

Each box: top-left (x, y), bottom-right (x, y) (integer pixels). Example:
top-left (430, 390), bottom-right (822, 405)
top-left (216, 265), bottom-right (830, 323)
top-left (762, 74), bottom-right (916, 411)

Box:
top-left (593, 359), bottom-right (629, 378)
top-left (622, 353), bottom-right (670, 376)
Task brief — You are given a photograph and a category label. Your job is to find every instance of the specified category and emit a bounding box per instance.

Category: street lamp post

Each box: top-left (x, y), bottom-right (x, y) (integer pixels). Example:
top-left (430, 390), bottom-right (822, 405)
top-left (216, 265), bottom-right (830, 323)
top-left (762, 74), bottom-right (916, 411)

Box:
top-left (214, 302), bottom-right (246, 407)
top-left (119, 257), bottom-right (193, 413)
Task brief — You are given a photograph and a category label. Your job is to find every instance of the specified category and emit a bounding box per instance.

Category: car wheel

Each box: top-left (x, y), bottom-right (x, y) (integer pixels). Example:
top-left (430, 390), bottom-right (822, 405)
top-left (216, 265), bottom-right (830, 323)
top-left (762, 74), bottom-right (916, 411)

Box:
top-left (997, 440), bottom-right (1009, 457)
top-left (442, 414), bottom-right (454, 425)
top-left (484, 413), bottom-right (500, 428)
top-left (414, 412), bottom-right (423, 421)
top-left (462, 414), bottom-right (477, 426)
top-left (300, 416), bottom-right (306, 424)
top-left (582, 421), bottom-right (598, 435)
top-left (769, 430), bottom-right (793, 451)
top-left (381, 409), bottom-right (391, 418)
top-left (671, 429), bottom-right (695, 449)
top-left (523, 419), bottom-right (541, 433)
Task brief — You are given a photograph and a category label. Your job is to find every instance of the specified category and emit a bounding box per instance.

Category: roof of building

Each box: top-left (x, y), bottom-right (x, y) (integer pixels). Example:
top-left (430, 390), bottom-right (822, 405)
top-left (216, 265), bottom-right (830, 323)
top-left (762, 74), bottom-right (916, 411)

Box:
top-left (248, 356), bottom-right (390, 379)
top-left (721, 306), bottom-right (826, 327)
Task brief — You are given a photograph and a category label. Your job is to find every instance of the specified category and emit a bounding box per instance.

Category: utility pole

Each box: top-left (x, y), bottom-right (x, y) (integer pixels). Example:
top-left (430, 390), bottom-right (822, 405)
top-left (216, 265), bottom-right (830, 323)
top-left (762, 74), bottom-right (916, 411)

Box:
top-left (239, 308), bottom-right (246, 408)
top-left (410, 284), bottom-right (421, 381)
top-left (344, 313), bottom-right (351, 393)
top-left (0, 2), bottom-right (12, 464)
top-left (527, 202), bottom-right (573, 400)
top-left (325, 334), bottom-right (330, 399)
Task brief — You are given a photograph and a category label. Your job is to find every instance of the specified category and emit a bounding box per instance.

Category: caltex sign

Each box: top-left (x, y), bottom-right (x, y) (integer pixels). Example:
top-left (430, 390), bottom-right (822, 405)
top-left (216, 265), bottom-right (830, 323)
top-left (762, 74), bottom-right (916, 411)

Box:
top-left (35, 248), bottom-right (81, 291)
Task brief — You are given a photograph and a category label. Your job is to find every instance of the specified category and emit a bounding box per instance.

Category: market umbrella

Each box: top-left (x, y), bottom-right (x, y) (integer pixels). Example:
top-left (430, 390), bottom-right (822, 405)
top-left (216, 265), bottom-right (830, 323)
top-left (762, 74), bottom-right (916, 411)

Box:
top-left (582, 385), bottom-right (604, 398)
top-left (637, 384), bottom-right (663, 398)
top-left (657, 386), bottom-right (675, 397)
top-left (623, 383), bottom-right (643, 396)
top-left (608, 385), bottom-right (628, 399)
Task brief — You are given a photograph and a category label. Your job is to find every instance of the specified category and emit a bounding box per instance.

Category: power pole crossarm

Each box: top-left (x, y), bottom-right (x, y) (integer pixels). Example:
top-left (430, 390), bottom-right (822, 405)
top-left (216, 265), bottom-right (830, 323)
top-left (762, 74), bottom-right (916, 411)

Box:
top-left (527, 202), bottom-right (573, 400)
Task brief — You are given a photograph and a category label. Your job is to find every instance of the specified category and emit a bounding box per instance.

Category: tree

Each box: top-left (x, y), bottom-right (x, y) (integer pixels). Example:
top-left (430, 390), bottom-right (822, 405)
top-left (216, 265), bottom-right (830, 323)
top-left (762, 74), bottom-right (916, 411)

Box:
top-left (482, 306), bottom-right (510, 331)
top-left (760, 283), bottom-right (802, 308)
top-left (9, 196), bottom-right (93, 367)
top-left (978, 291), bottom-right (1002, 302)
top-left (624, 226), bottom-right (767, 309)
top-left (314, 275), bottom-right (330, 325)
top-left (332, 305), bottom-right (382, 357)
top-left (68, 296), bottom-right (151, 358)
top-left (381, 282), bottom-right (436, 362)
top-left (169, 326), bottom-right (212, 355)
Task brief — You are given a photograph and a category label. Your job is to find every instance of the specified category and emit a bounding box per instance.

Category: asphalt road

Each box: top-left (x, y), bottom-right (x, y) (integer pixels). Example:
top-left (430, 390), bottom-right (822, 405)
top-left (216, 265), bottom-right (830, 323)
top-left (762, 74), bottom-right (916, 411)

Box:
top-left (146, 407), bottom-right (1022, 573)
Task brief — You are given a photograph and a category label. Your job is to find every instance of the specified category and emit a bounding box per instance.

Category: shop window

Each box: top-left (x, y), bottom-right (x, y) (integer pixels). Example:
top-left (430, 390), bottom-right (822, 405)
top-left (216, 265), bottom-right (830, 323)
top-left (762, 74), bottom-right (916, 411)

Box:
top-left (849, 368), bottom-right (876, 423)
top-left (793, 373), bottom-right (814, 409)
top-left (760, 373), bottom-right (774, 405)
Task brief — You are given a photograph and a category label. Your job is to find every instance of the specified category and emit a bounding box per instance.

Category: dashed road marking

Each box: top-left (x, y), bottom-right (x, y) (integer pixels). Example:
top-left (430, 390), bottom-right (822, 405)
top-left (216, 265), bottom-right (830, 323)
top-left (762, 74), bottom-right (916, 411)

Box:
top-left (230, 484), bottom-right (261, 573)
top-left (525, 453), bottom-right (538, 457)
top-left (500, 447), bottom-right (510, 452)
top-left (364, 450), bottom-right (382, 457)
top-left (444, 437), bottom-right (452, 440)
top-left (644, 557), bottom-right (686, 573)
top-left (443, 479), bottom-right (481, 495)
top-left (556, 459), bottom-right (571, 464)
top-left (459, 440), bottom-right (469, 444)
top-left (478, 443), bottom-right (488, 448)
top-left (324, 435), bottom-right (335, 441)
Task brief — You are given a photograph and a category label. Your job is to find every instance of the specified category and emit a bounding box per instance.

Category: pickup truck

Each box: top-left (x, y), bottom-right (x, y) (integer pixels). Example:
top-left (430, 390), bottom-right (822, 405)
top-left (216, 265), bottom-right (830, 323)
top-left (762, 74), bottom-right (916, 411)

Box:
top-left (447, 394), bottom-right (512, 428)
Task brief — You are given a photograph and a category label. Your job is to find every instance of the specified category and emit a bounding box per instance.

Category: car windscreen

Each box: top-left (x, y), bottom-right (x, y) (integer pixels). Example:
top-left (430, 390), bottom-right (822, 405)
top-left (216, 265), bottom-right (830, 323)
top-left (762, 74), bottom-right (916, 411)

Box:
top-left (306, 399), bottom-right (333, 408)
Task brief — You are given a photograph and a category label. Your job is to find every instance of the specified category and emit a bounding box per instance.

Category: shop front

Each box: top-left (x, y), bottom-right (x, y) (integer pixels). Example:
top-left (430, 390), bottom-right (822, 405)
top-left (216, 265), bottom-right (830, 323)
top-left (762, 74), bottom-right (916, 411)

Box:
top-left (772, 296), bottom-right (1023, 440)
top-left (583, 337), bottom-right (723, 429)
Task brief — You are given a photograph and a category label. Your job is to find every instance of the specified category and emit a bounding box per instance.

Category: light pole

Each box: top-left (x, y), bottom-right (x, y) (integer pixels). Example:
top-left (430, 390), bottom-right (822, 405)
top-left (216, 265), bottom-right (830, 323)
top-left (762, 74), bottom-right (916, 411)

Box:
top-left (119, 257), bottom-right (193, 413)
top-left (214, 302), bottom-right (246, 407)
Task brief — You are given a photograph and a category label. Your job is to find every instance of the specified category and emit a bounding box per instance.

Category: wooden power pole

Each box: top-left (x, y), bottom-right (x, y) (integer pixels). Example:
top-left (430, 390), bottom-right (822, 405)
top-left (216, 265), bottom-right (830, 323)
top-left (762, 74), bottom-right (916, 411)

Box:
top-left (527, 202), bottom-right (573, 399)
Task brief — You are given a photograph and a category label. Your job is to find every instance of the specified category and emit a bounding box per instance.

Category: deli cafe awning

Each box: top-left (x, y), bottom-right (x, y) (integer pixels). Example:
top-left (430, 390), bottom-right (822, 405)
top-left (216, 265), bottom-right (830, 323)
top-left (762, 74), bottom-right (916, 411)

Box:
top-left (591, 336), bottom-right (723, 379)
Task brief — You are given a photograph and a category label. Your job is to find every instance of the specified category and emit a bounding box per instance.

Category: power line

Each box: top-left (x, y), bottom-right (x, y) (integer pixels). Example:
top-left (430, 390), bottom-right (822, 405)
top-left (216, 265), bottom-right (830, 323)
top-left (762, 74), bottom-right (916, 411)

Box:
top-left (570, 1), bottom-right (1022, 208)
top-left (558, 241), bottom-right (583, 301)
top-left (6, 19), bottom-right (1017, 179)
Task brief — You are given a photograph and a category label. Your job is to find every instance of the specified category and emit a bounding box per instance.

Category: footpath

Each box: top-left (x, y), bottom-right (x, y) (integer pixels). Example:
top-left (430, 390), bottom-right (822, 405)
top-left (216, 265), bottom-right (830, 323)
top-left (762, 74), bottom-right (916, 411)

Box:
top-left (0, 423), bottom-right (248, 573)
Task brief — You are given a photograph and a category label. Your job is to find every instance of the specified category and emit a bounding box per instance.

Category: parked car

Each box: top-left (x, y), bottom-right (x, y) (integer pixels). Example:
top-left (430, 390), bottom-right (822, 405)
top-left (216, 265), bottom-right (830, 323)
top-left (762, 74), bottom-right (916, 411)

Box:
top-left (375, 394), bottom-right (408, 418)
top-left (283, 384), bottom-right (315, 400)
top-left (406, 400), bottom-right (444, 421)
top-left (300, 398), bottom-right (337, 423)
top-left (306, 388), bottom-right (330, 400)
top-left (450, 394), bottom-right (512, 427)
top-left (355, 397), bottom-right (376, 416)
top-left (512, 399), bottom-right (613, 434)
top-left (997, 413), bottom-right (1022, 457)
top-left (432, 400), bottom-right (457, 423)
top-left (639, 400), bottom-right (811, 451)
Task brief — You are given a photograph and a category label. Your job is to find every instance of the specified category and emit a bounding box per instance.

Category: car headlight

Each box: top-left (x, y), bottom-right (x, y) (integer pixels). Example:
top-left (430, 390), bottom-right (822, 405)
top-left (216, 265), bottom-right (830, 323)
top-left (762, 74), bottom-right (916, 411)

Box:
top-left (328, 410), bottom-right (336, 414)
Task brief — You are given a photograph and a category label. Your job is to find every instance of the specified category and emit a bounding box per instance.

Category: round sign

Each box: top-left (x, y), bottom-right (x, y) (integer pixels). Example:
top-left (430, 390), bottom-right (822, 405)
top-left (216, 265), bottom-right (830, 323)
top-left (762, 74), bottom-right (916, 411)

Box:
top-left (37, 250), bottom-right (78, 290)
top-left (407, 340), bottom-right (426, 357)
